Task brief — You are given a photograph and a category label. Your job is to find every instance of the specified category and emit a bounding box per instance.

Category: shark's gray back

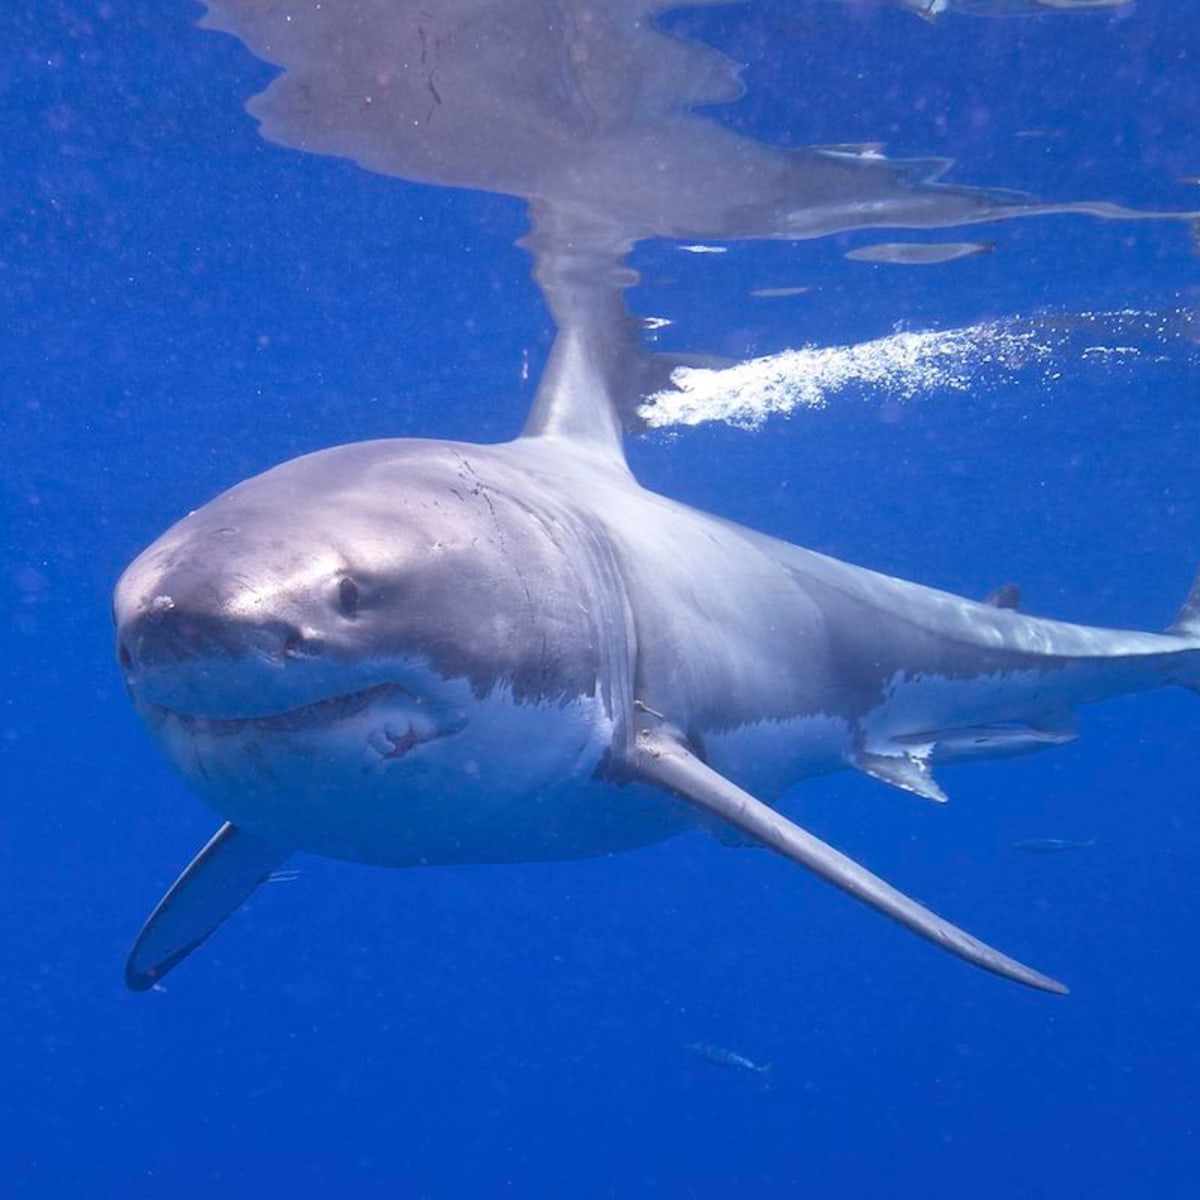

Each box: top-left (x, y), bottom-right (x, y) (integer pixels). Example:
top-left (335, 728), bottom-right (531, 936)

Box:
top-left (498, 437), bottom-right (1195, 762)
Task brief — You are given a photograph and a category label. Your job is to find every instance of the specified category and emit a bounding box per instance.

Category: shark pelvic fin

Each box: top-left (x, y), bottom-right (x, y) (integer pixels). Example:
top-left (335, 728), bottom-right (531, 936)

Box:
top-left (854, 748), bottom-right (948, 803)
top-left (125, 822), bottom-right (288, 991)
top-left (626, 728), bottom-right (1067, 995)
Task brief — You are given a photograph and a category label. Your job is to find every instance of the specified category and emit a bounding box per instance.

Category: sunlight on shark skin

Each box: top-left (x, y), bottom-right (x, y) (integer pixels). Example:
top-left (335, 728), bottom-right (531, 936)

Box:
top-left (115, 0), bottom-right (1200, 995)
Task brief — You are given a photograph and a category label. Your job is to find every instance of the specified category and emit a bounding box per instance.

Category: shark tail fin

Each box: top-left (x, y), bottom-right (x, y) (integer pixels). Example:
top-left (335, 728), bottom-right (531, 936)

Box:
top-left (1168, 567), bottom-right (1200, 640)
top-left (1165, 567), bottom-right (1200, 692)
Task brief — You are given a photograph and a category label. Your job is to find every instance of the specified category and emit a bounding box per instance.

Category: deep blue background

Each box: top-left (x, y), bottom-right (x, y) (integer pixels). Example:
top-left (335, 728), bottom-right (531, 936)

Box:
top-left (4, 2), bottom-right (1200, 1196)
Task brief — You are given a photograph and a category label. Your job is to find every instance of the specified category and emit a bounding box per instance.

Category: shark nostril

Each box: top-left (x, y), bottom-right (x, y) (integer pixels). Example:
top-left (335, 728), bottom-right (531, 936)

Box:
top-left (282, 632), bottom-right (323, 661)
top-left (118, 642), bottom-right (133, 670)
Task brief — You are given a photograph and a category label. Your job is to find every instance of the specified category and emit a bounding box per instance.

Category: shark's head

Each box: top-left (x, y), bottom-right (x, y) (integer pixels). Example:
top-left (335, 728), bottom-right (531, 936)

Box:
top-left (113, 439), bottom-right (623, 863)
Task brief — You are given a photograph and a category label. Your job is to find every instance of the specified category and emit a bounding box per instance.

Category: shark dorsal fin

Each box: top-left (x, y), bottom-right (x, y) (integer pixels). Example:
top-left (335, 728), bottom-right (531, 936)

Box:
top-left (518, 227), bottom-right (641, 469)
top-left (521, 317), bottom-right (634, 465)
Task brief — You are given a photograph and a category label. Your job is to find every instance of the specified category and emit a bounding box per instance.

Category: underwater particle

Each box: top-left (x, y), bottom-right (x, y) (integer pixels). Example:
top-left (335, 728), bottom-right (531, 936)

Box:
top-left (846, 240), bottom-right (995, 265)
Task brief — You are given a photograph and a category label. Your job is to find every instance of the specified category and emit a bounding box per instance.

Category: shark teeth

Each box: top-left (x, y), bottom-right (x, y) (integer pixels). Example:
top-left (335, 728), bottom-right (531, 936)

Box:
top-left (166, 682), bottom-right (403, 734)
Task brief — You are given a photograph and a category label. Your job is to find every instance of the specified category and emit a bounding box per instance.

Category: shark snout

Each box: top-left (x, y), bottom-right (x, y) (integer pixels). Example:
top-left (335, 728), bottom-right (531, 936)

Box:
top-left (116, 597), bottom-right (321, 675)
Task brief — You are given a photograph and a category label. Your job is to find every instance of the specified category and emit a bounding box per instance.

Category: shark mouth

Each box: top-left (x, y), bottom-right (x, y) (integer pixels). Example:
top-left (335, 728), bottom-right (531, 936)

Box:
top-left (153, 682), bottom-right (407, 735)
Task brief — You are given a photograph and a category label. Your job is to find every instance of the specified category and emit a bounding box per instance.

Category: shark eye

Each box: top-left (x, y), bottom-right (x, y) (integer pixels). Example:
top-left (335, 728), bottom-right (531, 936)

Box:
top-left (337, 577), bottom-right (360, 618)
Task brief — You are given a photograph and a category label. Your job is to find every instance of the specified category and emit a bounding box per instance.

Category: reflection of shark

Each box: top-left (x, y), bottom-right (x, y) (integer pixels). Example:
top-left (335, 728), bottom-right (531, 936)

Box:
top-left (115, 280), bottom-right (1200, 994)
top-left (194, 0), bottom-right (1170, 248)
top-left (896, 0), bottom-right (1129, 19)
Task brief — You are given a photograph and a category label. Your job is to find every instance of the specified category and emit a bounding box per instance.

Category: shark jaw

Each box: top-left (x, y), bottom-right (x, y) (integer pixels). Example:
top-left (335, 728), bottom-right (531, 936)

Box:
top-left (147, 681), bottom-right (422, 737)
top-left (126, 658), bottom-right (680, 867)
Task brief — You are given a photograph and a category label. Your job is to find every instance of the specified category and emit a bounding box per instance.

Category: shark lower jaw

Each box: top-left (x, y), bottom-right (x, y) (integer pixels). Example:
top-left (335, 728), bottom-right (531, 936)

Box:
top-left (139, 680), bottom-right (463, 763)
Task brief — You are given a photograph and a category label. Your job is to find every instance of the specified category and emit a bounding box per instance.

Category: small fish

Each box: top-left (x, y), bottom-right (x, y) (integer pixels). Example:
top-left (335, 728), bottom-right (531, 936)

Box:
top-left (1012, 836), bottom-right (1096, 854)
top-left (266, 869), bottom-right (302, 883)
top-left (750, 286), bottom-right (810, 299)
top-left (686, 1042), bottom-right (771, 1076)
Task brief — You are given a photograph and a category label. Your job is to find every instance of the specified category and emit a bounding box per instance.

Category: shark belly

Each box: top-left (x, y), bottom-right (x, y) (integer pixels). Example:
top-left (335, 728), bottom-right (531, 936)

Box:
top-left (145, 679), bottom-right (690, 866)
top-left (703, 713), bottom-right (854, 799)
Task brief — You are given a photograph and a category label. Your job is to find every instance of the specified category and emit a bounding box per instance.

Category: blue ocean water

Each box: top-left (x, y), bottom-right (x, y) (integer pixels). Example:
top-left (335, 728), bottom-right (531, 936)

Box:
top-left (4, 2), bottom-right (1200, 1196)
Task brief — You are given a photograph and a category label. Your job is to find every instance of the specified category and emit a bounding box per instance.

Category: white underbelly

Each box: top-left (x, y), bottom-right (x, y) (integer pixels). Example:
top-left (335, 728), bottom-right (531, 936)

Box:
top-left (150, 682), bottom-right (692, 866)
top-left (704, 712), bottom-right (853, 799)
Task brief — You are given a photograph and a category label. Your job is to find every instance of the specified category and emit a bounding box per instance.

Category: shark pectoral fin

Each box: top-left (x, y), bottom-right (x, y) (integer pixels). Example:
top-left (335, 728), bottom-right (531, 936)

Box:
top-left (628, 730), bottom-right (1067, 996)
top-left (855, 749), bottom-right (948, 803)
top-left (125, 822), bottom-right (288, 991)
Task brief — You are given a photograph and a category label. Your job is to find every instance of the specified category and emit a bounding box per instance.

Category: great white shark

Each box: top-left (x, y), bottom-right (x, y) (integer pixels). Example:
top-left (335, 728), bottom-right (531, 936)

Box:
top-left (115, 289), bottom-right (1200, 996)
top-left (116, 0), bottom-right (1200, 996)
